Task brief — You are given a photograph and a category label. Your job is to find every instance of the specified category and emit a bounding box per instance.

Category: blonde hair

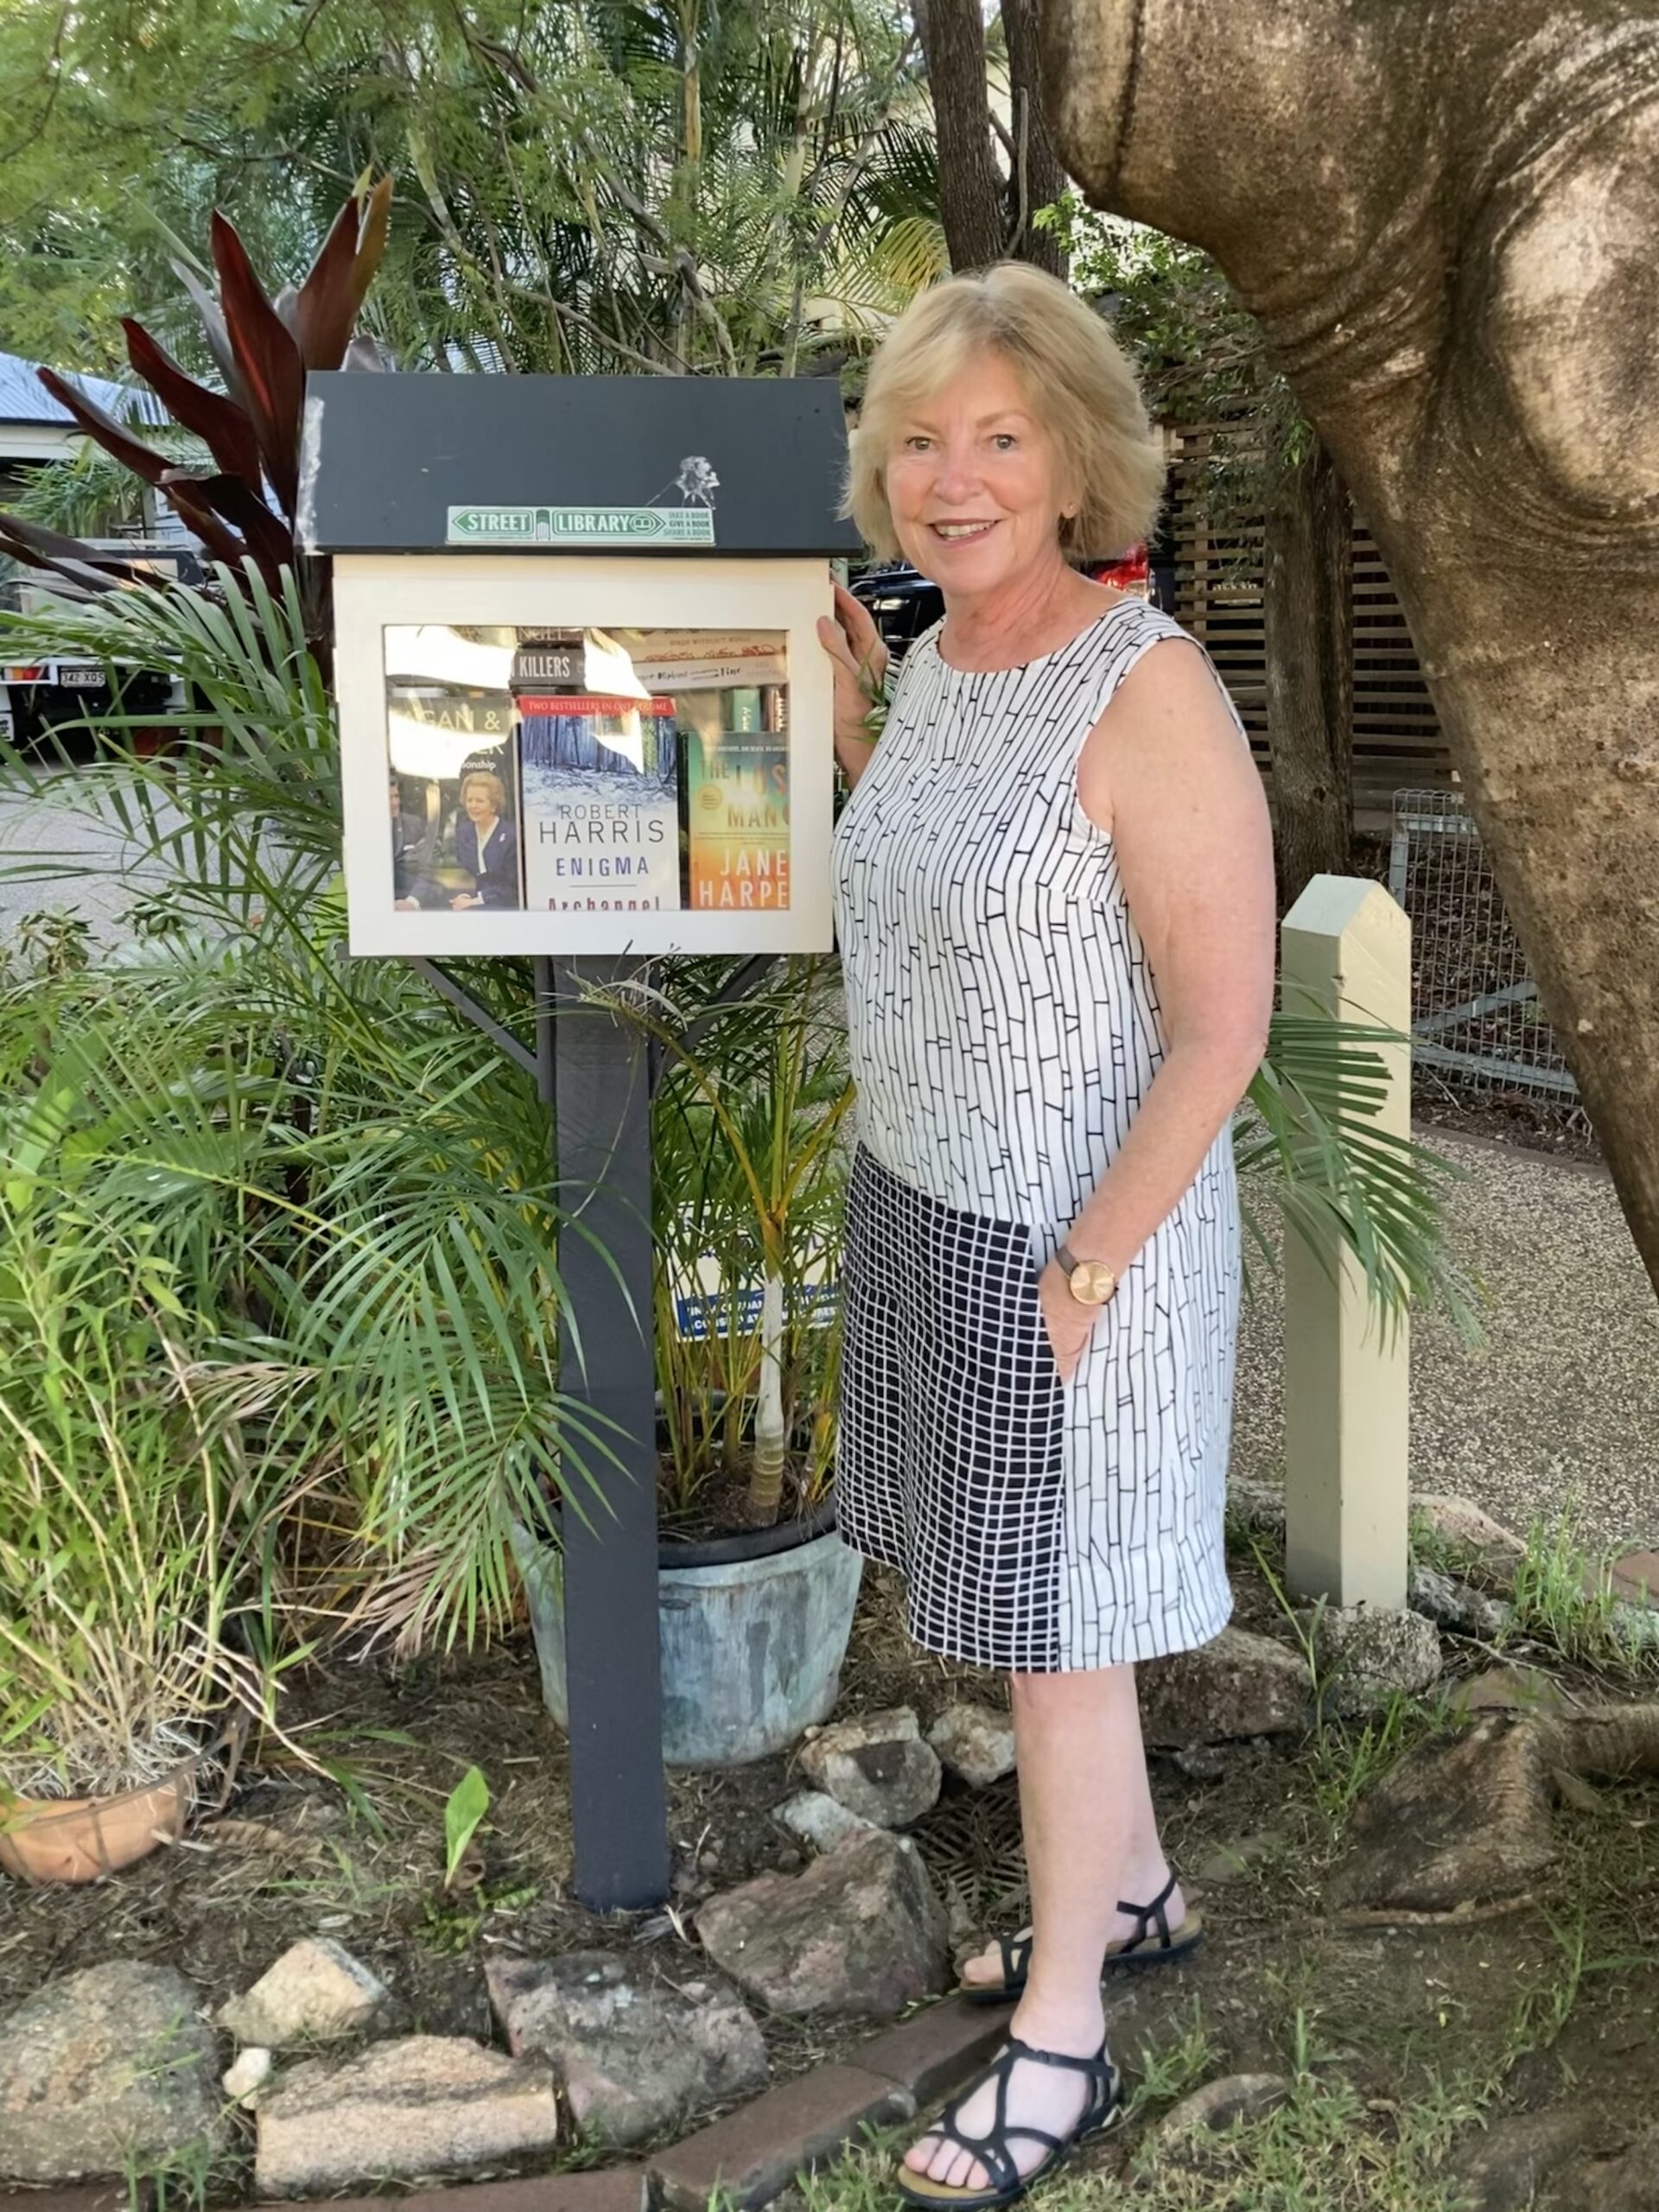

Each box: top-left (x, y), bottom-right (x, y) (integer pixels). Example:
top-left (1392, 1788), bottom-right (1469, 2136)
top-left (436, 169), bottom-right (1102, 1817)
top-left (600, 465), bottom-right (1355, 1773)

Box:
top-left (847, 263), bottom-right (1165, 563)
top-left (461, 770), bottom-right (508, 814)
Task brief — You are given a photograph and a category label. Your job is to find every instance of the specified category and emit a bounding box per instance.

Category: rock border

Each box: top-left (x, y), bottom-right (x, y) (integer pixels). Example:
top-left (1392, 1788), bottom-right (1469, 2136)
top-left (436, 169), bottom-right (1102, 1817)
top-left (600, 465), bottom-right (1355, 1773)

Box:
top-left (0, 1994), bottom-right (1006, 2212)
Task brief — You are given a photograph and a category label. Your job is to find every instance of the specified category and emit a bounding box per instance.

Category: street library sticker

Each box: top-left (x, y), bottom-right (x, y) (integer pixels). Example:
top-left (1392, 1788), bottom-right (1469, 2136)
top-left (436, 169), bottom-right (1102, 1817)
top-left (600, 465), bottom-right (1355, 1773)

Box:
top-left (447, 505), bottom-right (716, 547)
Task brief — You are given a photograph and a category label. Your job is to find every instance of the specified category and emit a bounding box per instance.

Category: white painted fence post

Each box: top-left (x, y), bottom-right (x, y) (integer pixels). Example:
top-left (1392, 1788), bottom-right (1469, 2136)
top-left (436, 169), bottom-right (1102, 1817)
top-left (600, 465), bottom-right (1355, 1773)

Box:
top-left (1279, 874), bottom-right (1412, 1611)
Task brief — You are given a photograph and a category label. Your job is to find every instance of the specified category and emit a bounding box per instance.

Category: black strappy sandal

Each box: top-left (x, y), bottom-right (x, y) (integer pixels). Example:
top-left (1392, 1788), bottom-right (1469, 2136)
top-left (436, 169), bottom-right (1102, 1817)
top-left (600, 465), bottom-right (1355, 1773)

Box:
top-left (894, 2035), bottom-right (1122, 2209)
top-left (960, 1872), bottom-right (1205, 2006)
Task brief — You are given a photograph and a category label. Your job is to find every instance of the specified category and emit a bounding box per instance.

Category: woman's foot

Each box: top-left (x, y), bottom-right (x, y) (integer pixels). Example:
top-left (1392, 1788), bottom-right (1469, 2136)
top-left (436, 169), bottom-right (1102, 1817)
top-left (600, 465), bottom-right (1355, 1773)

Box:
top-left (957, 1869), bottom-right (1187, 1992)
top-left (902, 2002), bottom-right (1108, 2191)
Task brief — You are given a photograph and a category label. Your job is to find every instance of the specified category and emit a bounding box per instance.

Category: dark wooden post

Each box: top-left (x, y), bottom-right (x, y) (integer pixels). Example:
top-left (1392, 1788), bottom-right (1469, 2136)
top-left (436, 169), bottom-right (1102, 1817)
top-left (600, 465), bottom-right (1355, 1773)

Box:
top-left (537, 954), bottom-right (671, 1911)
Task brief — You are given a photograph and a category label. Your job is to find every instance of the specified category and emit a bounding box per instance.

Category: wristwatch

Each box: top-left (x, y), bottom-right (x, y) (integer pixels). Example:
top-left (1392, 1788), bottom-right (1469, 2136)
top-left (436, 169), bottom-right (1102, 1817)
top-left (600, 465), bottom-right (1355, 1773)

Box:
top-left (1056, 1243), bottom-right (1118, 1307)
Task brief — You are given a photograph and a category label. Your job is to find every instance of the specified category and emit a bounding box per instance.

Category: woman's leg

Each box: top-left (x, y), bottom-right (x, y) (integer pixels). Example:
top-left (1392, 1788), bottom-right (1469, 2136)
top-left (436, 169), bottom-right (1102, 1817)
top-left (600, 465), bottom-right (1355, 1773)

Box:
top-left (906, 1662), bottom-right (1185, 2188)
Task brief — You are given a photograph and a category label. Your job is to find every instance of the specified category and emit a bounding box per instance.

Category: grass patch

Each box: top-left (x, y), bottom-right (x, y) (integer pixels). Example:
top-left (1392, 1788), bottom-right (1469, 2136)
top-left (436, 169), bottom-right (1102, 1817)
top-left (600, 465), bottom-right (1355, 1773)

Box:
top-left (1304, 1687), bottom-right (1461, 1832)
top-left (1406, 1510), bottom-right (1466, 1580)
top-left (799, 2012), bottom-right (1487, 2212)
top-left (795, 2125), bottom-right (916, 2212)
top-left (123, 2119), bottom-right (245, 2212)
top-left (1502, 1507), bottom-right (1659, 1676)
top-left (1110, 2051), bottom-right (1481, 2212)
top-left (1122, 1998), bottom-right (1222, 2121)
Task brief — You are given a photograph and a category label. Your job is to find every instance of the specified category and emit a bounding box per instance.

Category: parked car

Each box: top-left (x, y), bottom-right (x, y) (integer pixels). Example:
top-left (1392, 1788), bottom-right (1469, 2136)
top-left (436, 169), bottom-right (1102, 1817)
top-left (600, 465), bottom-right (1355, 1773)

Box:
top-left (2, 542), bottom-right (196, 760)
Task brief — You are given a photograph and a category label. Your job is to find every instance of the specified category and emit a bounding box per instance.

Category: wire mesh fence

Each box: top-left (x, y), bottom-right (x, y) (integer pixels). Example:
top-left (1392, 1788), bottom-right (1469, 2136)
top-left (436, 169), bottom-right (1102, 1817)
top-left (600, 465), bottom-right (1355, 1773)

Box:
top-left (1388, 788), bottom-right (1579, 1100)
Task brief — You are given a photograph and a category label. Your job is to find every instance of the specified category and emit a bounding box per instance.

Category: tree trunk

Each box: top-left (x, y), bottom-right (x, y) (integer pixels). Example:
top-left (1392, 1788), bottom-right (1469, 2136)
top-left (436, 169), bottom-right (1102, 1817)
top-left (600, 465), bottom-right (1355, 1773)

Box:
top-left (745, 1272), bottom-right (786, 1526)
top-left (1041, 0), bottom-right (1659, 1300)
top-left (916, 0), bottom-right (1007, 271)
top-left (1001, 0), bottom-right (1068, 276)
top-left (1263, 429), bottom-right (1354, 908)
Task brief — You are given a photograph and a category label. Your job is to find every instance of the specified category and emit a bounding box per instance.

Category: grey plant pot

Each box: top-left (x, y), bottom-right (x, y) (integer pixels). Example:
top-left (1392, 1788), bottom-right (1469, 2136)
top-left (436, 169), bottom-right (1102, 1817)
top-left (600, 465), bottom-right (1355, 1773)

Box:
top-left (512, 1502), bottom-right (864, 1768)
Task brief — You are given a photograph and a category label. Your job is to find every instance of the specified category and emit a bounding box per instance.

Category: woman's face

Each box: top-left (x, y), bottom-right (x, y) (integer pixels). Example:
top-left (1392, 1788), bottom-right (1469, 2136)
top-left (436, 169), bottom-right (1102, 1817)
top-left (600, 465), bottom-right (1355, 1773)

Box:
top-left (884, 351), bottom-right (1069, 606)
top-left (462, 780), bottom-right (498, 823)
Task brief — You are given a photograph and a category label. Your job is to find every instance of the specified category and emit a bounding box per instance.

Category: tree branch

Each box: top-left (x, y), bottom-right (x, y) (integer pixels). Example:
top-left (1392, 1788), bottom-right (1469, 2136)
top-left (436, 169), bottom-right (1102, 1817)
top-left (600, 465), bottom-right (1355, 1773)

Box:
top-left (545, 297), bottom-right (677, 376)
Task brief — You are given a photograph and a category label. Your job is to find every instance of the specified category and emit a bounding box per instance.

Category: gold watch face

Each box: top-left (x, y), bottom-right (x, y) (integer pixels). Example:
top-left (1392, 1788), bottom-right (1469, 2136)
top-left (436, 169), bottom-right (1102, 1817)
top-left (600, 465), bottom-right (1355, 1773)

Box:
top-left (1069, 1261), bottom-right (1117, 1306)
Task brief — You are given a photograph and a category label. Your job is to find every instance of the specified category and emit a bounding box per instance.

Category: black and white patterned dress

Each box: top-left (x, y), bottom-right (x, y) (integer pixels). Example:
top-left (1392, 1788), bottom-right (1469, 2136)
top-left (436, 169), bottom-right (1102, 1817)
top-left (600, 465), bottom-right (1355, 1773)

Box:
top-left (831, 599), bottom-right (1243, 1673)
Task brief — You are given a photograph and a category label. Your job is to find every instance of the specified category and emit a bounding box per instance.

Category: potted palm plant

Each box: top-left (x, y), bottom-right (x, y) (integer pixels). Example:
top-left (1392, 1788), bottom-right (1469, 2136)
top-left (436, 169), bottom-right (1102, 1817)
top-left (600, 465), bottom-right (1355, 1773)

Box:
top-left (513, 955), bottom-right (868, 1766)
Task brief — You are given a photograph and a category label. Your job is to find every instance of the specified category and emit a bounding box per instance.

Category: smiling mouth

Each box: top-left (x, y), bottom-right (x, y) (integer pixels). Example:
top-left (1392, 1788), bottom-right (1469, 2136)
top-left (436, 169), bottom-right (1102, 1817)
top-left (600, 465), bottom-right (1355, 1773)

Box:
top-left (929, 519), bottom-right (998, 543)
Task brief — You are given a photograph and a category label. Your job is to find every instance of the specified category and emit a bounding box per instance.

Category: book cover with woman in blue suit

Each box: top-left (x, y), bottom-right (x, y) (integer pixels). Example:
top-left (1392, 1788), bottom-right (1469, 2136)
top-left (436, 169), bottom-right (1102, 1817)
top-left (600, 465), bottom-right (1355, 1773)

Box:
top-left (449, 769), bottom-right (520, 907)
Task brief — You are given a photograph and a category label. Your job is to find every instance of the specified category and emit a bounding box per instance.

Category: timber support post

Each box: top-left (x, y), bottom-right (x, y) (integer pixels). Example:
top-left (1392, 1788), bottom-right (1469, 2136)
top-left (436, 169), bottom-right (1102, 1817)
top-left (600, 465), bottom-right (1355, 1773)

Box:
top-left (1280, 874), bottom-right (1412, 1611)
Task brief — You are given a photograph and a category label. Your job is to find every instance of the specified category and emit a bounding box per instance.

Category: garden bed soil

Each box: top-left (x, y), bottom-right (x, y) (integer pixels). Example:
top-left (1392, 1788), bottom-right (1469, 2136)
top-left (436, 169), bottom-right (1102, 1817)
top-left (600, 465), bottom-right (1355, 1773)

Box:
top-left (4, 1554), bottom-right (1659, 2205)
top-left (655, 1452), bottom-right (822, 1547)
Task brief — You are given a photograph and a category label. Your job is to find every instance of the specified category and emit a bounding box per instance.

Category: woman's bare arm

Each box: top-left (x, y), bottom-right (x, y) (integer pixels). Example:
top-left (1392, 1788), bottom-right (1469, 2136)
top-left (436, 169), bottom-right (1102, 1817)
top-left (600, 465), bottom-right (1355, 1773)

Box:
top-left (1061, 637), bottom-right (1276, 1276)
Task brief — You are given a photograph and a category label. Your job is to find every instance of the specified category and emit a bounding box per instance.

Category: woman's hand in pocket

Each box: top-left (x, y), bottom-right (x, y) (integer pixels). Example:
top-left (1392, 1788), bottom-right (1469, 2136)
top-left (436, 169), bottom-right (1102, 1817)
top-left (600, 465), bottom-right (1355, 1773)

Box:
top-left (1038, 1262), bottom-right (1098, 1382)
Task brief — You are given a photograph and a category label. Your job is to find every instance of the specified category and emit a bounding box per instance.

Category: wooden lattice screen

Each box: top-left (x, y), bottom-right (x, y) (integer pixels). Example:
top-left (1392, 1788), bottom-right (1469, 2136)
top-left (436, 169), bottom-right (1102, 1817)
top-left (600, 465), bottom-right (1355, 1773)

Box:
top-left (1165, 423), bottom-right (1454, 827)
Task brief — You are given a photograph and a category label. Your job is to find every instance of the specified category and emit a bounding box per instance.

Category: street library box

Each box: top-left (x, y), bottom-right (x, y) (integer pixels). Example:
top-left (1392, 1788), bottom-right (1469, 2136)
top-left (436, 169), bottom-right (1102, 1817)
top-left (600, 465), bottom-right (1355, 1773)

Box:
top-left (300, 372), bottom-right (861, 956)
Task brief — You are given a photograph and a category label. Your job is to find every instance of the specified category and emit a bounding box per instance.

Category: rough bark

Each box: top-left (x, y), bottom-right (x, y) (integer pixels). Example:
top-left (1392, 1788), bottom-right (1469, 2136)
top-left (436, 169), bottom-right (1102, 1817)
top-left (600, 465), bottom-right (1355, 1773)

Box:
top-left (1001, 0), bottom-right (1069, 276)
top-left (1041, 0), bottom-right (1659, 1299)
top-left (1332, 1704), bottom-right (1659, 1912)
top-left (916, 0), bottom-right (1007, 270)
top-left (1264, 428), bottom-right (1354, 906)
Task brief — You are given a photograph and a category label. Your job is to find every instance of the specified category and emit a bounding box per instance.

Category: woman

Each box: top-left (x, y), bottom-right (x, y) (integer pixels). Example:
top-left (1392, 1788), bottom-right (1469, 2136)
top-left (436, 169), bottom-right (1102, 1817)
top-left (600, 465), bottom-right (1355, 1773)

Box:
top-left (820, 264), bottom-right (1275, 2209)
top-left (449, 769), bottom-right (518, 910)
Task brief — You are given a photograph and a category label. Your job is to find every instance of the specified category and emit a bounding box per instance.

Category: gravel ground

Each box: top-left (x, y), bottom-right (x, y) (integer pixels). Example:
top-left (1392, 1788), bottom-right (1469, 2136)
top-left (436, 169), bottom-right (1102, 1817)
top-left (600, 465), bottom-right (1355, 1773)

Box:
top-left (1232, 1124), bottom-right (1659, 1554)
top-left (0, 770), bottom-right (171, 942)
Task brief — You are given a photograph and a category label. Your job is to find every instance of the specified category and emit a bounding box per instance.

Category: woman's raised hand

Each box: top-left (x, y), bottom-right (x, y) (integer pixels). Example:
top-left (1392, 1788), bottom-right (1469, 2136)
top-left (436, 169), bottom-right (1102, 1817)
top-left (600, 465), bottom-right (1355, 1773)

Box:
top-left (817, 581), bottom-right (890, 774)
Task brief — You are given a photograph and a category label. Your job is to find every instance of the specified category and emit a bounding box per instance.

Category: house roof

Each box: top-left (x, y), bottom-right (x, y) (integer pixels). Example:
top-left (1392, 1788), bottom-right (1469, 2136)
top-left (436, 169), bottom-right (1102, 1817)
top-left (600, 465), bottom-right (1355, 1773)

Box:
top-left (0, 348), bottom-right (168, 428)
top-left (298, 372), bottom-right (862, 556)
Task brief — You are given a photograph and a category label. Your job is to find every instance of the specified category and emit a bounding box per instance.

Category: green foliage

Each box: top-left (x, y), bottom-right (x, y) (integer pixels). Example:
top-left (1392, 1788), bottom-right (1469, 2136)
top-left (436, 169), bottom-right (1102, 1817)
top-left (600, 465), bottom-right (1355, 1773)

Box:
top-left (623, 958), bottom-right (854, 1523)
top-left (4, 435), bottom-right (203, 541)
top-left (1239, 1014), bottom-right (1483, 1349)
top-left (1503, 1504), bottom-right (1659, 1675)
top-left (0, 0), bottom-right (931, 385)
top-left (442, 1763), bottom-right (491, 1888)
top-left (1122, 1997), bottom-right (1221, 2119)
top-left (0, 1179), bottom-right (285, 1797)
top-left (1040, 195), bottom-right (1303, 526)
top-left (0, 570), bottom-right (614, 1659)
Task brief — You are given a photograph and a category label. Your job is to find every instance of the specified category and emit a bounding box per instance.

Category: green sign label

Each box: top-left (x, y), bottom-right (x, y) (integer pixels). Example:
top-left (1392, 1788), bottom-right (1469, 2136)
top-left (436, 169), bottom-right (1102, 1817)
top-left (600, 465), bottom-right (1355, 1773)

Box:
top-left (447, 505), bottom-right (716, 546)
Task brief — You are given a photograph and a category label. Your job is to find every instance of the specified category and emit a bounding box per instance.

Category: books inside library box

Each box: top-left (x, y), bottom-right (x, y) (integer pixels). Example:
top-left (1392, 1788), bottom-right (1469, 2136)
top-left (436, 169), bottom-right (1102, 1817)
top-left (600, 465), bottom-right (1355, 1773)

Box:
top-left (385, 624), bottom-right (791, 918)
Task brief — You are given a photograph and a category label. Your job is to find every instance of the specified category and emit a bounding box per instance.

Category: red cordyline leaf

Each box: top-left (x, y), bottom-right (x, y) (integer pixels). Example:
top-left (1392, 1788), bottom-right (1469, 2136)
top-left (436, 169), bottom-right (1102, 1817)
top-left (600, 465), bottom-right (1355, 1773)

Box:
top-left (154, 474), bottom-right (253, 571)
top-left (173, 258), bottom-right (249, 411)
top-left (122, 319), bottom-right (264, 488)
top-left (167, 469), bottom-right (293, 587)
top-left (210, 210), bottom-right (305, 523)
top-left (295, 175), bottom-right (394, 373)
top-left (35, 368), bottom-right (170, 487)
top-left (0, 513), bottom-right (158, 593)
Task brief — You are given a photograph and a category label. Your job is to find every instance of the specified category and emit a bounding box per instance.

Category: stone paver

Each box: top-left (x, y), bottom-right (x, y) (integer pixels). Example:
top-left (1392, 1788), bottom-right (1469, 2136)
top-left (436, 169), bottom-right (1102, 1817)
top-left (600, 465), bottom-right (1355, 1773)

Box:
top-left (253, 2037), bottom-right (560, 2196)
top-left (0, 1962), bottom-right (225, 2183)
top-left (854, 1995), bottom-right (1009, 2107)
top-left (647, 2063), bottom-right (912, 2212)
top-left (257, 2174), bottom-right (647, 2212)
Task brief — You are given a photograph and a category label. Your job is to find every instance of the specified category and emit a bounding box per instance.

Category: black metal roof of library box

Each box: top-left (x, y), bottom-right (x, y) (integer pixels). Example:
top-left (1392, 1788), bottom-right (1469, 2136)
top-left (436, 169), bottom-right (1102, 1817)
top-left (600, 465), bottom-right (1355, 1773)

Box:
top-left (299, 372), bottom-right (861, 557)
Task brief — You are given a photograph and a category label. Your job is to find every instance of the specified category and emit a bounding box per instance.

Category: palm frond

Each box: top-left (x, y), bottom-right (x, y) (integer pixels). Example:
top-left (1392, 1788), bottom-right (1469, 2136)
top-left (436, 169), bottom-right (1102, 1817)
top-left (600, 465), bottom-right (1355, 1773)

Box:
top-left (1241, 1013), bottom-right (1484, 1347)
